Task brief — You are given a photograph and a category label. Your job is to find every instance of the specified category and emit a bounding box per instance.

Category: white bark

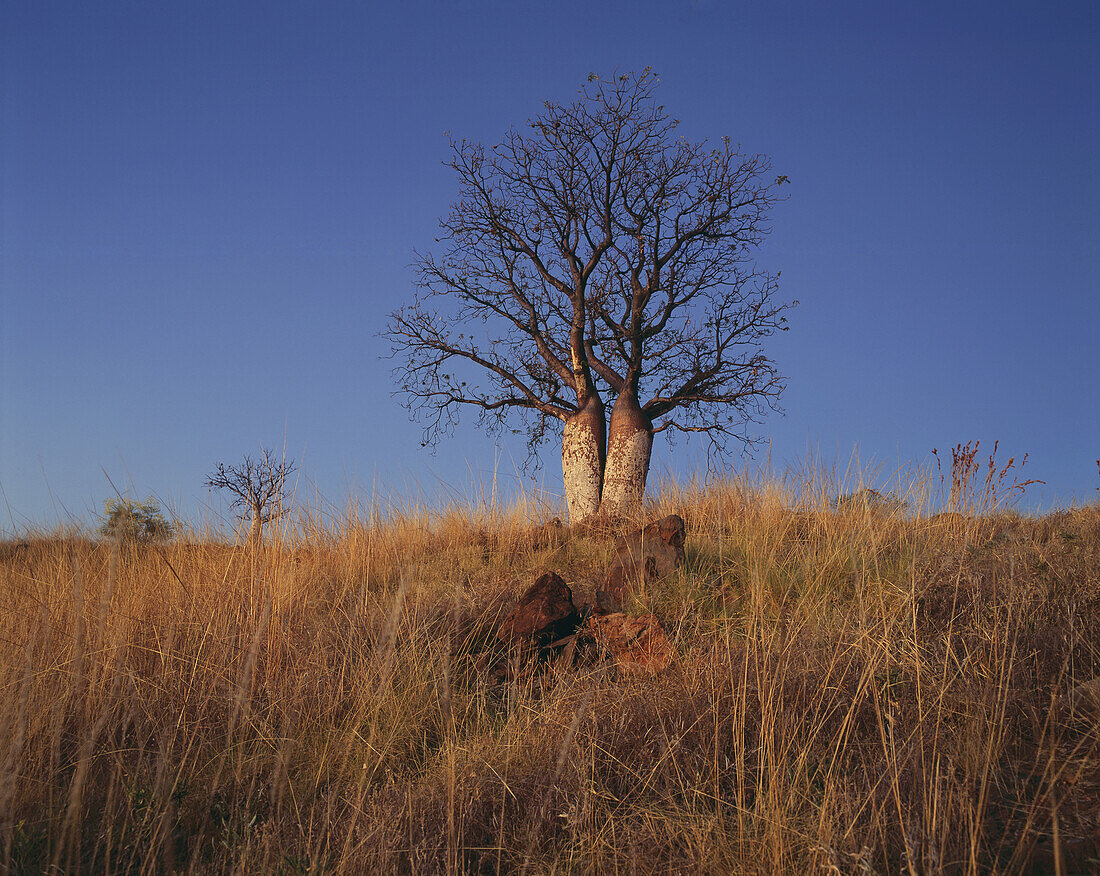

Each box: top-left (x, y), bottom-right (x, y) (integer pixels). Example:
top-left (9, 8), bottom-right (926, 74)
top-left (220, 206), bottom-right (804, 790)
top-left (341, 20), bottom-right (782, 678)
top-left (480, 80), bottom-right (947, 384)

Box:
top-left (561, 396), bottom-right (605, 523)
top-left (601, 391), bottom-right (653, 517)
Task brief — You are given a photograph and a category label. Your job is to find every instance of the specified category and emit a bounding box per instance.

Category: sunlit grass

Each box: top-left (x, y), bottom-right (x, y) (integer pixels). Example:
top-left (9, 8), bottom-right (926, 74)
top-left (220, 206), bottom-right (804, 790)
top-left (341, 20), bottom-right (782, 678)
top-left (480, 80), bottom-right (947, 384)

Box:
top-left (1, 469), bottom-right (1098, 873)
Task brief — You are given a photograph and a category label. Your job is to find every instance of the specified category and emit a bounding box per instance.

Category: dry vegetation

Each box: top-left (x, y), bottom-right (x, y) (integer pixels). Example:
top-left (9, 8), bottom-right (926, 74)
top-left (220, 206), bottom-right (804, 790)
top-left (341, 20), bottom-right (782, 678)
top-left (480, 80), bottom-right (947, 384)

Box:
top-left (1, 471), bottom-right (1099, 874)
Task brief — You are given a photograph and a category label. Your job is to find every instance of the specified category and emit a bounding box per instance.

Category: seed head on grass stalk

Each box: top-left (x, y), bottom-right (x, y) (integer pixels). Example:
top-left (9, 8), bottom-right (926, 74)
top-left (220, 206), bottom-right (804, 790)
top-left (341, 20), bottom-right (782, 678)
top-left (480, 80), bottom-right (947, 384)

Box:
top-left (932, 440), bottom-right (1044, 515)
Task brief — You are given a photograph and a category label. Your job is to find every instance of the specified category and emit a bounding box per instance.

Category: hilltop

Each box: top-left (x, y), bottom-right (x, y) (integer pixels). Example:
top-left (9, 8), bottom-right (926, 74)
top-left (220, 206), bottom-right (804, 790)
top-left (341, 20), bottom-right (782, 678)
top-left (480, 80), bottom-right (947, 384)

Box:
top-left (1, 478), bottom-right (1098, 873)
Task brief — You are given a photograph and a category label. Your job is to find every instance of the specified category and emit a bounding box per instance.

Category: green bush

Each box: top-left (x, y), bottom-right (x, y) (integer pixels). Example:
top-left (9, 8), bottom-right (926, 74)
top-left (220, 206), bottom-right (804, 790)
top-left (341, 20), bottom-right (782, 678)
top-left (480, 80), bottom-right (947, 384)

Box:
top-left (99, 497), bottom-right (175, 542)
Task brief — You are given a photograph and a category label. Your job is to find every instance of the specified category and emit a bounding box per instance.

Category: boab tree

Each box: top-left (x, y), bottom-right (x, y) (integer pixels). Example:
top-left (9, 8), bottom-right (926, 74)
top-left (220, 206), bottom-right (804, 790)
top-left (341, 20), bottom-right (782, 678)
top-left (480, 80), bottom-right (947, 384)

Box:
top-left (387, 69), bottom-right (791, 522)
top-left (205, 447), bottom-right (296, 546)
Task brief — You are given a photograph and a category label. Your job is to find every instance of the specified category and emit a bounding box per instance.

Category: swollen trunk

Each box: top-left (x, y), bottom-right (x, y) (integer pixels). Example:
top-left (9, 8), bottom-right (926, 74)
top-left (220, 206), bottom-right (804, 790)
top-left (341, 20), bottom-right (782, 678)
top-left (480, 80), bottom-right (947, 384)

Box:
top-left (601, 390), bottom-right (653, 517)
top-left (561, 394), bottom-right (606, 523)
top-left (248, 513), bottom-right (263, 548)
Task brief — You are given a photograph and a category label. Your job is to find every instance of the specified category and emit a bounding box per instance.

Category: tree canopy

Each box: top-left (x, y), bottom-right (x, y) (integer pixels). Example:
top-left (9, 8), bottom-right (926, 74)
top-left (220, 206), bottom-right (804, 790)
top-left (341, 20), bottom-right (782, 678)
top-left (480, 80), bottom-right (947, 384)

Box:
top-left (206, 447), bottom-right (296, 544)
top-left (99, 497), bottom-right (175, 542)
top-left (388, 69), bottom-right (792, 518)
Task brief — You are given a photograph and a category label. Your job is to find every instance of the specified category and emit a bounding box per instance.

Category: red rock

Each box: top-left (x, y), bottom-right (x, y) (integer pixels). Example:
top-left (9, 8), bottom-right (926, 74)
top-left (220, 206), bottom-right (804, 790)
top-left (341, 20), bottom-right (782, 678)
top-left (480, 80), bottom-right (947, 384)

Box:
top-left (498, 572), bottom-right (581, 645)
top-left (604, 514), bottom-right (686, 601)
top-left (647, 514), bottom-right (687, 554)
top-left (586, 612), bottom-right (675, 674)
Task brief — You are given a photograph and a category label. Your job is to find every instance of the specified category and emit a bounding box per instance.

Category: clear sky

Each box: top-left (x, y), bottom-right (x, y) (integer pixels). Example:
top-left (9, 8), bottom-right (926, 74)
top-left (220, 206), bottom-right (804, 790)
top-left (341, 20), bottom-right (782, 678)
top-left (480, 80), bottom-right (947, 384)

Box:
top-left (2, 0), bottom-right (1097, 533)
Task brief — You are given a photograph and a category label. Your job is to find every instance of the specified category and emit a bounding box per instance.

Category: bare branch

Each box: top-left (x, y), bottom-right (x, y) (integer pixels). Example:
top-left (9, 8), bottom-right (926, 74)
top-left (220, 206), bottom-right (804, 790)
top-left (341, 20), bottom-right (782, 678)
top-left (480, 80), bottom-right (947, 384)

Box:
top-left (205, 447), bottom-right (296, 529)
top-left (384, 68), bottom-right (793, 473)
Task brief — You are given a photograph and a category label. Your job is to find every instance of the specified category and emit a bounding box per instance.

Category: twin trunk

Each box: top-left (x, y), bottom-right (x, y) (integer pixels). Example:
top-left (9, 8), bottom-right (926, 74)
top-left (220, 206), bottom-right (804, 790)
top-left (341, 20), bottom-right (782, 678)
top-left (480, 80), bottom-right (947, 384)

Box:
top-left (561, 394), bottom-right (605, 523)
top-left (600, 390), bottom-right (653, 517)
top-left (248, 507), bottom-right (263, 547)
top-left (560, 391), bottom-right (653, 523)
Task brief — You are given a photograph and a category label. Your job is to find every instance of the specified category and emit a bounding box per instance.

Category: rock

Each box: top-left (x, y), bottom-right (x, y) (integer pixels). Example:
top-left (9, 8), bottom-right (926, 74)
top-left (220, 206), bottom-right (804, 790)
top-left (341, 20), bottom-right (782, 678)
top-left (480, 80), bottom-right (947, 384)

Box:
top-left (647, 514), bottom-right (688, 554)
top-left (498, 572), bottom-right (581, 647)
top-left (586, 612), bottom-right (675, 674)
top-left (482, 654), bottom-right (511, 686)
top-left (535, 517), bottom-right (566, 549)
top-left (604, 514), bottom-right (686, 602)
top-left (593, 589), bottom-right (622, 615)
top-left (551, 633), bottom-right (580, 671)
top-left (1058, 676), bottom-right (1100, 720)
top-left (569, 588), bottom-right (594, 617)
top-left (572, 586), bottom-right (622, 617)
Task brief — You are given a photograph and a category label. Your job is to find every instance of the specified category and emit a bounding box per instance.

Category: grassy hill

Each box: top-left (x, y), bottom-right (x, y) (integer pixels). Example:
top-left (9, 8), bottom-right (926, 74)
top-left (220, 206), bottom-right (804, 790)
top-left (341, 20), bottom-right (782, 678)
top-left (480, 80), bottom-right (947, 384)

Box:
top-left (1, 476), bottom-right (1098, 873)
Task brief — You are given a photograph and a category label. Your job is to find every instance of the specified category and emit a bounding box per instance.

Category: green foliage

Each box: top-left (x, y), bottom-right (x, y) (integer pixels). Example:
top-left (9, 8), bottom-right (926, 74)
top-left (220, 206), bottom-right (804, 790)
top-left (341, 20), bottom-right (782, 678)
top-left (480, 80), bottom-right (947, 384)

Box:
top-left (10, 819), bottom-right (47, 874)
top-left (99, 497), bottom-right (175, 542)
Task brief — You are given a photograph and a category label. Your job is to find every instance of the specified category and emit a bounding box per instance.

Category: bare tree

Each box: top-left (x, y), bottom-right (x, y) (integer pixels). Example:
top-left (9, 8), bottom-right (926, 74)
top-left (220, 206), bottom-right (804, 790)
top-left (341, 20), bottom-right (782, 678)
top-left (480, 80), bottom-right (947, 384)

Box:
top-left (205, 447), bottom-right (296, 546)
top-left (387, 69), bottom-right (791, 521)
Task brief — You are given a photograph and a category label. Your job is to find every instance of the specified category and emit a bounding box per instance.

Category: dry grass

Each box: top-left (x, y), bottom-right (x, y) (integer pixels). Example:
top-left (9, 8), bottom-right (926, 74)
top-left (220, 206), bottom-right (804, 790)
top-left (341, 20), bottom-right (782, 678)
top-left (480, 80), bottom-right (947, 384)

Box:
top-left (1, 474), bottom-right (1098, 874)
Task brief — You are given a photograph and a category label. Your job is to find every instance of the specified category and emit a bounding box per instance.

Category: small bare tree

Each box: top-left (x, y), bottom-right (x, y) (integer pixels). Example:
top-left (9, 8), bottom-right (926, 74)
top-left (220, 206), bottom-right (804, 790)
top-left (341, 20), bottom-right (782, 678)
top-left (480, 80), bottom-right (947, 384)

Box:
top-left (205, 447), bottom-right (296, 546)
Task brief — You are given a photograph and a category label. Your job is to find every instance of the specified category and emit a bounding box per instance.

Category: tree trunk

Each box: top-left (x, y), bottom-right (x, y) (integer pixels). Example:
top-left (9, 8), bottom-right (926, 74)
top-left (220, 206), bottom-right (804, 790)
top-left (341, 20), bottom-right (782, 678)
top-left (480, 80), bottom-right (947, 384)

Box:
top-left (600, 389), bottom-right (653, 518)
top-left (248, 511), bottom-right (263, 548)
top-left (561, 393), bottom-right (606, 523)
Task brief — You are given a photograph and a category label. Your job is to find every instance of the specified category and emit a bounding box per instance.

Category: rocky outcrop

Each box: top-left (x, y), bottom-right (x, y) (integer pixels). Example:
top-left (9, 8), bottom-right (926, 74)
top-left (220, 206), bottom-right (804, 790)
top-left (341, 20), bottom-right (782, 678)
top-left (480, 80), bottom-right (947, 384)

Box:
top-left (586, 612), bottom-right (675, 675)
top-left (488, 515), bottom-right (685, 683)
top-left (604, 514), bottom-right (686, 602)
top-left (498, 572), bottom-right (581, 646)
top-left (539, 517), bottom-right (565, 549)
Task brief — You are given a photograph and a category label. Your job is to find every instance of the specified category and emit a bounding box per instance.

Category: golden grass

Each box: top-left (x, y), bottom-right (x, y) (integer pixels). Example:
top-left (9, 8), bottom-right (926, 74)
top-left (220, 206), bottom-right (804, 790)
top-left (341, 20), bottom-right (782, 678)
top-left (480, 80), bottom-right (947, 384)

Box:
top-left (1, 474), bottom-right (1098, 874)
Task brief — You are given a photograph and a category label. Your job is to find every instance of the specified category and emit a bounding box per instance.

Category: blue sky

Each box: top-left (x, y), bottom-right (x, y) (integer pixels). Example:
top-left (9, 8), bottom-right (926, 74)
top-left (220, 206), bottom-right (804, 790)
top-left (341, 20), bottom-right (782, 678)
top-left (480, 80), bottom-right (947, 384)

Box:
top-left (2, 0), bottom-right (1097, 532)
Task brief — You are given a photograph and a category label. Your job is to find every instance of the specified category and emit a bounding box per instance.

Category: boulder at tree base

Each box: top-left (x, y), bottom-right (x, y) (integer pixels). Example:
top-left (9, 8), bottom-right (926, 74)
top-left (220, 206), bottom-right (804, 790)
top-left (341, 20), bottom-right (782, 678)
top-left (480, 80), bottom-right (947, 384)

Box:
top-left (604, 514), bottom-right (686, 601)
top-left (498, 572), bottom-right (581, 646)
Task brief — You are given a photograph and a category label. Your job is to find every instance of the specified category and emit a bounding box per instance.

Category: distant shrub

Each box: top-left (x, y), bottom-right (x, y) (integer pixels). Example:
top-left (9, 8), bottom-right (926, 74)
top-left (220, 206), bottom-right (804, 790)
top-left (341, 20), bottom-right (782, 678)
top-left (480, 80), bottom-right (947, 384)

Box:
top-left (99, 497), bottom-right (175, 542)
top-left (832, 488), bottom-right (908, 515)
